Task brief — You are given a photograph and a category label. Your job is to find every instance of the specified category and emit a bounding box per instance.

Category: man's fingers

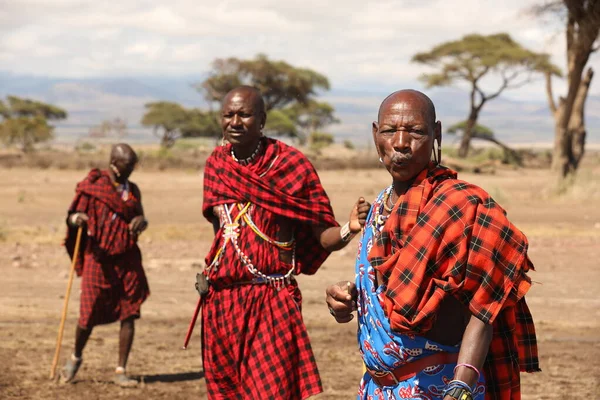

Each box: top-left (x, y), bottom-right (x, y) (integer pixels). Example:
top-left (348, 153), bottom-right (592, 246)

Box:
top-left (334, 314), bottom-right (354, 323)
top-left (326, 284), bottom-right (352, 301)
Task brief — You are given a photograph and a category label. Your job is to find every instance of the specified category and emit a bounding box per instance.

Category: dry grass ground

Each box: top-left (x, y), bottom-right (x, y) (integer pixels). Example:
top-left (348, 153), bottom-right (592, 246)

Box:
top-left (0, 161), bottom-right (599, 399)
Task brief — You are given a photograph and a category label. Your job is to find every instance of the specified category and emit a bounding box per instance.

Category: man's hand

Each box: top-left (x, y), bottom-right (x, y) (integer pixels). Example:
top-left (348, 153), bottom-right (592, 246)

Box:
top-left (129, 216), bottom-right (148, 235)
top-left (69, 212), bottom-right (89, 227)
top-left (348, 197), bottom-right (370, 233)
top-left (325, 281), bottom-right (357, 323)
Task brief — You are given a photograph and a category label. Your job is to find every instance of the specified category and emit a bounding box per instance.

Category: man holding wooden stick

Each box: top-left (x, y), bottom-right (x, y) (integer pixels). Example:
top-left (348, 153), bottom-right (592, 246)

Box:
top-left (60, 143), bottom-right (149, 387)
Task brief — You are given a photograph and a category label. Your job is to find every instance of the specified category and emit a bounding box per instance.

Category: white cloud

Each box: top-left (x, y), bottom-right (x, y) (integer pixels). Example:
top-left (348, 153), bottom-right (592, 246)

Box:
top-left (0, 0), bottom-right (598, 101)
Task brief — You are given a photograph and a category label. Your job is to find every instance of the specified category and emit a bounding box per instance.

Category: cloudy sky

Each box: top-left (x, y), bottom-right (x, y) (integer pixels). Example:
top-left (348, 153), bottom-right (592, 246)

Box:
top-left (0, 0), bottom-right (598, 102)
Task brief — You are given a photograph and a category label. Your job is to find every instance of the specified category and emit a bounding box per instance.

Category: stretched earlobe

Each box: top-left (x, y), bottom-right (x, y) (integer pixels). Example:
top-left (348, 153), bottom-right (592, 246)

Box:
top-left (110, 163), bottom-right (121, 178)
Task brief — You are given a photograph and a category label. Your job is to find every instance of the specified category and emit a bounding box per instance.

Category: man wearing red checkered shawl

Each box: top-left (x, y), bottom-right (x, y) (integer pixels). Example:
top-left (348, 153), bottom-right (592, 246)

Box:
top-left (61, 144), bottom-right (149, 387)
top-left (326, 90), bottom-right (539, 400)
top-left (200, 86), bottom-right (369, 400)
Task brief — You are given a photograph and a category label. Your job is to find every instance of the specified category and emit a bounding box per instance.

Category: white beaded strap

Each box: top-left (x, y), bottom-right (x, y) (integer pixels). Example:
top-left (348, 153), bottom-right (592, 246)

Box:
top-left (207, 203), bottom-right (296, 289)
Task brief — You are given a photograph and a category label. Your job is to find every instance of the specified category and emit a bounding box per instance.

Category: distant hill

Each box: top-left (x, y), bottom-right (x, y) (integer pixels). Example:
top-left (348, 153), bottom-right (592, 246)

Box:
top-left (1, 71), bottom-right (598, 146)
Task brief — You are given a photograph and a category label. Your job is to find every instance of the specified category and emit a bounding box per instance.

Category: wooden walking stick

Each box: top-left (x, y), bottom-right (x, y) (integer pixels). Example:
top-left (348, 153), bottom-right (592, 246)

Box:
top-left (49, 226), bottom-right (83, 380)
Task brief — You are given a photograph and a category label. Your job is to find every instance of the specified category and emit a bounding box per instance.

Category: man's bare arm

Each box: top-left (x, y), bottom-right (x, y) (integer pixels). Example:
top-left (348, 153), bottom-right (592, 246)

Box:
top-left (129, 183), bottom-right (148, 234)
top-left (448, 315), bottom-right (493, 394)
top-left (312, 197), bottom-right (370, 252)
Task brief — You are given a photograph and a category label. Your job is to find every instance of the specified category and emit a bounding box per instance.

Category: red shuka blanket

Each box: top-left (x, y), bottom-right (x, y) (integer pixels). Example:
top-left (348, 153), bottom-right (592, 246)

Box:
top-left (368, 163), bottom-right (540, 400)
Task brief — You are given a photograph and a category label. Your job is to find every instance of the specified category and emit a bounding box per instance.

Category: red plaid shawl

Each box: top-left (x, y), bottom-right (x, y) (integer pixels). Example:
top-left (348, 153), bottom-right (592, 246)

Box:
top-left (368, 163), bottom-right (540, 400)
top-left (202, 137), bottom-right (338, 274)
top-left (65, 169), bottom-right (142, 276)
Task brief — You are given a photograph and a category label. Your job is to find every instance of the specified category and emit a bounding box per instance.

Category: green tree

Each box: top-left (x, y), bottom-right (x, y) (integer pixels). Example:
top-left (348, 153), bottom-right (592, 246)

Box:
top-left (199, 54), bottom-right (330, 110)
top-left (141, 102), bottom-right (224, 147)
top-left (197, 54), bottom-right (338, 143)
top-left (263, 109), bottom-right (298, 140)
top-left (529, 0), bottom-right (600, 180)
top-left (447, 121), bottom-right (522, 165)
top-left (0, 96), bottom-right (67, 152)
top-left (412, 33), bottom-right (561, 158)
top-left (284, 100), bottom-right (339, 144)
top-left (141, 102), bottom-right (189, 148)
top-left (179, 109), bottom-right (221, 141)
top-left (308, 131), bottom-right (335, 152)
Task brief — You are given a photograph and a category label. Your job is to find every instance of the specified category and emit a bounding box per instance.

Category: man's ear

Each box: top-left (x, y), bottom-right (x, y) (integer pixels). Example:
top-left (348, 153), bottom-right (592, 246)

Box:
top-left (260, 112), bottom-right (267, 129)
top-left (372, 121), bottom-right (378, 143)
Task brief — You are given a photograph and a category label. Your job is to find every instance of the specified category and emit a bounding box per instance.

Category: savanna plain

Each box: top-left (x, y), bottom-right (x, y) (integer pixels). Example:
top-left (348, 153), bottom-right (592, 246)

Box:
top-left (1, 157), bottom-right (599, 399)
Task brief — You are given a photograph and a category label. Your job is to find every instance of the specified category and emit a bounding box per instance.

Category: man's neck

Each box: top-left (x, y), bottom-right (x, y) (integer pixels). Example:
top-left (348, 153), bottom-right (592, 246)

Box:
top-left (392, 179), bottom-right (413, 197)
top-left (108, 169), bottom-right (127, 186)
top-left (231, 138), bottom-right (263, 165)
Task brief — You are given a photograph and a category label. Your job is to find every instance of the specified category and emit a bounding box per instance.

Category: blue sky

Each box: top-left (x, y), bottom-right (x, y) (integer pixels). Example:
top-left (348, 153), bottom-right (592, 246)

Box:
top-left (1, 0), bottom-right (599, 145)
top-left (2, 0), bottom-right (596, 100)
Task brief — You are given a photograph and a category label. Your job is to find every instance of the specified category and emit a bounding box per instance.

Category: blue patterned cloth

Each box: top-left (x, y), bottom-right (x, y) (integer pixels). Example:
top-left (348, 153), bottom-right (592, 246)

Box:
top-left (355, 189), bottom-right (486, 400)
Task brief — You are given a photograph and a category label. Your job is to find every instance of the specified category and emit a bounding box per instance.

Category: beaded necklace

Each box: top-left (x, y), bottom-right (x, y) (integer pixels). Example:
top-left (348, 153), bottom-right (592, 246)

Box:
top-left (231, 139), bottom-right (263, 166)
top-left (238, 204), bottom-right (295, 250)
top-left (372, 185), bottom-right (393, 236)
top-left (383, 184), bottom-right (395, 213)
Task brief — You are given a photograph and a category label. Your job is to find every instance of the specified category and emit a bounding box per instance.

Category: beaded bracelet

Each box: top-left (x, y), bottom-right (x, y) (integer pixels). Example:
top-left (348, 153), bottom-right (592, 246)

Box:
top-left (454, 363), bottom-right (481, 380)
top-left (442, 379), bottom-right (473, 397)
top-left (340, 222), bottom-right (357, 242)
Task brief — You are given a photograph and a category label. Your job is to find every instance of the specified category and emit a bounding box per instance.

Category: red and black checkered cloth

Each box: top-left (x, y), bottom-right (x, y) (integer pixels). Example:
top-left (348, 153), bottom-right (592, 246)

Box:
top-left (64, 169), bottom-right (149, 329)
top-left (202, 137), bottom-right (338, 274)
top-left (368, 163), bottom-right (540, 400)
top-left (200, 138), bottom-right (337, 399)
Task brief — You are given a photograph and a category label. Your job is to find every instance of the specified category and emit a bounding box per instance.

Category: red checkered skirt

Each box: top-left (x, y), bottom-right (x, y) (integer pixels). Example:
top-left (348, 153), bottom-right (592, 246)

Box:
top-left (201, 283), bottom-right (322, 399)
top-left (79, 245), bottom-right (149, 329)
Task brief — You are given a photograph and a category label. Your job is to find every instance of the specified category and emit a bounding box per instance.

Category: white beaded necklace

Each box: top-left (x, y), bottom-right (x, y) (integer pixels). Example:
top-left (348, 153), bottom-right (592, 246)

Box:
top-left (372, 185), bottom-right (393, 235)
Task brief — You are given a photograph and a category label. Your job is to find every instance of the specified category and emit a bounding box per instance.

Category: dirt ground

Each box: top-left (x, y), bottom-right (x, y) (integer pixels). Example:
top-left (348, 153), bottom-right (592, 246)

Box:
top-left (1, 164), bottom-right (599, 399)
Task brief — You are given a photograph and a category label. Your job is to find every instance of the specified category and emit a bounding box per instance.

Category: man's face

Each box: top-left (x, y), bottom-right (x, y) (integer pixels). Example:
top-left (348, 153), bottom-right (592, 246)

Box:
top-left (221, 92), bottom-right (265, 149)
top-left (372, 95), bottom-right (440, 183)
top-left (113, 154), bottom-right (137, 180)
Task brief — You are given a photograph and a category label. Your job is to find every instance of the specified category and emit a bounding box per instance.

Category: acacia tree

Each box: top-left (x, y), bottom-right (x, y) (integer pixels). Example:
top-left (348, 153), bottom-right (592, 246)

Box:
top-left (263, 109), bottom-right (298, 140)
top-left (197, 54), bottom-right (338, 143)
top-left (141, 102), bottom-right (223, 148)
top-left (530, 0), bottom-right (600, 179)
top-left (199, 54), bottom-right (331, 110)
top-left (413, 33), bottom-right (560, 158)
top-left (141, 102), bottom-right (189, 148)
top-left (179, 109), bottom-right (221, 142)
top-left (89, 117), bottom-right (128, 138)
top-left (0, 96), bottom-right (67, 152)
top-left (447, 121), bottom-right (522, 165)
top-left (284, 100), bottom-right (339, 145)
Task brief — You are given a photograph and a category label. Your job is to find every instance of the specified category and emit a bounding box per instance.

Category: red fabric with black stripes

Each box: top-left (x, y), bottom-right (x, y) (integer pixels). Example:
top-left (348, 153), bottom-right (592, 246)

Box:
top-left (201, 138), bottom-right (335, 399)
top-left (64, 169), bottom-right (149, 328)
top-left (202, 137), bottom-right (338, 275)
top-left (368, 163), bottom-right (540, 400)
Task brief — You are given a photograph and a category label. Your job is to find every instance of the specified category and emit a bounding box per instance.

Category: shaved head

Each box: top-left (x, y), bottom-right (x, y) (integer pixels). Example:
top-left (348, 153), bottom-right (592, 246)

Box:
top-left (377, 89), bottom-right (436, 125)
top-left (222, 86), bottom-right (265, 114)
top-left (109, 143), bottom-right (138, 181)
top-left (110, 143), bottom-right (137, 163)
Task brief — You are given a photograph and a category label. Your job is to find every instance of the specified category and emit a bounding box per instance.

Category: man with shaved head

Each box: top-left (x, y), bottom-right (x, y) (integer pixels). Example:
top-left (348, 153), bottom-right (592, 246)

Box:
top-left (200, 85), bottom-right (369, 399)
top-left (326, 90), bottom-right (539, 400)
top-left (61, 143), bottom-right (149, 387)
